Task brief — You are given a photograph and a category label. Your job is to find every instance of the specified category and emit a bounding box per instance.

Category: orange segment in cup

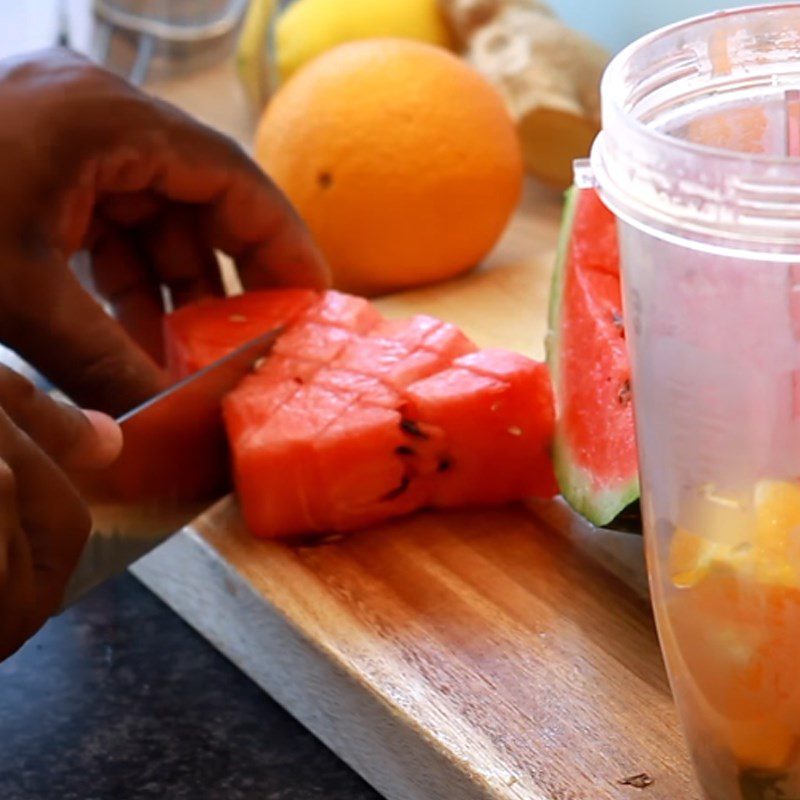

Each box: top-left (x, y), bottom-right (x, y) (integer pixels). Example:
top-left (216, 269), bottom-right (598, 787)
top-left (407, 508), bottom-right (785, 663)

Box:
top-left (666, 480), bottom-right (800, 769)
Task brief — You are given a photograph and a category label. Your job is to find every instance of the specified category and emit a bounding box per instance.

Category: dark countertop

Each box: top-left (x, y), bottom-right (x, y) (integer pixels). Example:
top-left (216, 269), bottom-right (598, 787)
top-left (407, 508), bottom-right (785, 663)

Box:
top-left (0, 574), bottom-right (382, 800)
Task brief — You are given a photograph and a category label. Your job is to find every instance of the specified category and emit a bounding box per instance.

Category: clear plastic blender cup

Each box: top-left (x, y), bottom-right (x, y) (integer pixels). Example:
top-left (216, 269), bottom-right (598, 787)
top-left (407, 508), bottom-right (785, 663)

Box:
top-left (589, 4), bottom-right (800, 798)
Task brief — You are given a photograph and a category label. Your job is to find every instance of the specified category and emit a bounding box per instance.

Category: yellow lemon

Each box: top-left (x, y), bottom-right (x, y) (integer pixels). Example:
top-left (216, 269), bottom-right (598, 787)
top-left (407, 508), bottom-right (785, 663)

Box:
top-left (274, 0), bottom-right (453, 83)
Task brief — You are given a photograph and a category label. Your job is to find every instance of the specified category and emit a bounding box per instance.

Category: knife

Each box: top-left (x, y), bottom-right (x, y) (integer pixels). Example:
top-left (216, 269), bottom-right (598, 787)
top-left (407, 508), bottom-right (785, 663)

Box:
top-left (61, 328), bottom-right (281, 609)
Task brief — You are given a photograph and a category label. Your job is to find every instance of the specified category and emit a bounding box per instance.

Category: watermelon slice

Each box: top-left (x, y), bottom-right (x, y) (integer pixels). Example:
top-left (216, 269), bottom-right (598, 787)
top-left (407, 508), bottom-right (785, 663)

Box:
top-left (546, 187), bottom-right (639, 526)
top-left (405, 350), bottom-right (558, 507)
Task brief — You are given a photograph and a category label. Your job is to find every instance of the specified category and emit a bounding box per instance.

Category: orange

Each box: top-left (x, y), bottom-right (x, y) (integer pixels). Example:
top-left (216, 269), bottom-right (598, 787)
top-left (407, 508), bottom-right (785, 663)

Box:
top-left (254, 39), bottom-right (523, 296)
top-left (664, 480), bottom-right (800, 770)
top-left (666, 571), bottom-right (800, 769)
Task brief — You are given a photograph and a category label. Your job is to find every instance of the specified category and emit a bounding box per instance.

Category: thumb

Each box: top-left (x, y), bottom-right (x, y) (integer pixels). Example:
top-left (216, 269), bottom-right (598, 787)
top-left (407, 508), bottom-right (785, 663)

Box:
top-left (0, 364), bottom-right (123, 469)
top-left (72, 410), bottom-right (124, 469)
top-left (5, 261), bottom-right (169, 416)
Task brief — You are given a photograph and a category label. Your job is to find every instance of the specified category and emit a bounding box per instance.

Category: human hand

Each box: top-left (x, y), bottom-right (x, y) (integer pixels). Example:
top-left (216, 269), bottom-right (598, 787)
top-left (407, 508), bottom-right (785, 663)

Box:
top-left (0, 48), bottom-right (327, 416)
top-left (0, 365), bottom-right (122, 660)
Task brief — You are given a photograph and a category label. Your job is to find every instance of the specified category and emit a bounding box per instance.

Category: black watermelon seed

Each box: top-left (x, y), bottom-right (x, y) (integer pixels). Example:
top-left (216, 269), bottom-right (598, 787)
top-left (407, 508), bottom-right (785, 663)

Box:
top-left (400, 419), bottom-right (429, 439)
top-left (395, 445), bottom-right (415, 456)
top-left (437, 457), bottom-right (452, 472)
top-left (381, 475), bottom-right (410, 501)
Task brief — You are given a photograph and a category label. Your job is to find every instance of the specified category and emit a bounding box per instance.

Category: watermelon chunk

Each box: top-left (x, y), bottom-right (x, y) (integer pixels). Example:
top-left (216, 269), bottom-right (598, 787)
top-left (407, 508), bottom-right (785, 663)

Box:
top-left (334, 335), bottom-right (445, 390)
top-left (225, 343), bottom-right (558, 539)
top-left (546, 187), bottom-right (639, 526)
top-left (372, 315), bottom-right (443, 349)
top-left (220, 305), bottom-right (557, 539)
top-left (227, 382), bottom-right (358, 536)
top-left (372, 315), bottom-right (477, 362)
top-left (300, 290), bottom-right (382, 334)
top-left (420, 321), bottom-right (478, 360)
top-left (315, 404), bottom-right (427, 531)
top-left (313, 369), bottom-right (400, 408)
top-left (166, 288), bottom-right (559, 539)
top-left (164, 289), bottom-right (317, 378)
top-left (405, 350), bottom-right (558, 506)
top-left (273, 321), bottom-right (353, 364)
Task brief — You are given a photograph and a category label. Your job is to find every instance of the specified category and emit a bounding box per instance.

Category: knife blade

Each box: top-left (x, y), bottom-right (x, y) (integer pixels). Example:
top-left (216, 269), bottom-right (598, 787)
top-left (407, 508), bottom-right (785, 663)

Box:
top-left (61, 327), bottom-right (281, 609)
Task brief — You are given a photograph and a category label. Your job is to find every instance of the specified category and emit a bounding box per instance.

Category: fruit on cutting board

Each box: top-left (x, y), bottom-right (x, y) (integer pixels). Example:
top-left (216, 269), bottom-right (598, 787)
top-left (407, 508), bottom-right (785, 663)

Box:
top-left (254, 39), bottom-right (523, 296)
top-left (164, 291), bottom-right (557, 539)
top-left (274, 0), bottom-right (453, 84)
top-left (546, 187), bottom-right (639, 526)
top-left (164, 289), bottom-right (318, 379)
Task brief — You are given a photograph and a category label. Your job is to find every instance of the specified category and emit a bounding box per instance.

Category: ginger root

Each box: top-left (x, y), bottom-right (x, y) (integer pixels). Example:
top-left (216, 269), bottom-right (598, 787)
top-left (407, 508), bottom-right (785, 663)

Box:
top-left (440, 0), bottom-right (610, 189)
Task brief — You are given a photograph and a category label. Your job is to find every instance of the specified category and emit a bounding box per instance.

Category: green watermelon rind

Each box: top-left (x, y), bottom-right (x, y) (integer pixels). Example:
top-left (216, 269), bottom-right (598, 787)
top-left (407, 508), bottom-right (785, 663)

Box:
top-left (544, 187), bottom-right (578, 402)
top-left (552, 450), bottom-right (641, 528)
top-left (545, 186), bottom-right (640, 528)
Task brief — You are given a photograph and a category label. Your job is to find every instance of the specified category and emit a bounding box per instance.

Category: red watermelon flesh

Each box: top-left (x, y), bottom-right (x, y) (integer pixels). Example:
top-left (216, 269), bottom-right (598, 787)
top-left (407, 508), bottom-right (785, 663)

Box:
top-left (222, 324), bottom-right (557, 539)
top-left (546, 187), bottom-right (639, 526)
top-left (372, 315), bottom-right (442, 347)
top-left (328, 315), bottom-right (477, 392)
top-left (422, 322), bottom-right (478, 360)
top-left (226, 349), bottom-right (558, 538)
top-left (313, 369), bottom-right (400, 408)
top-left (273, 322), bottom-right (353, 364)
top-left (405, 350), bottom-right (558, 507)
top-left (374, 315), bottom-right (477, 360)
top-left (371, 315), bottom-right (473, 358)
top-left (314, 404), bottom-right (428, 531)
top-left (263, 354), bottom-right (319, 384)
top-left (164, 289), bottom-right (317, 378)
top-left (230, 383), bottom-right (358, 536)
top-left (222, 372), bottom-right (299, 431)
top-left (301, 290), bottom-right (382, 333)
top-left (164, 288), bottom-right (559, 539)
top-left (333, 336), bottom-right (444, 390)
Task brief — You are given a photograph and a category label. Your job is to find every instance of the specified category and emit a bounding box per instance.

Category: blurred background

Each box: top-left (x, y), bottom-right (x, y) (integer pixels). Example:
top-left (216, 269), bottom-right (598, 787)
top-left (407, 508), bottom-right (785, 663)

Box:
top-left (0, 0), bottom-right (781, 313)
top-left (549, 0), bottom-right (765, 52)
top-left (0, 0), bottom-right (776, 156)
top-left (0, 0), bottom-right (772, 60)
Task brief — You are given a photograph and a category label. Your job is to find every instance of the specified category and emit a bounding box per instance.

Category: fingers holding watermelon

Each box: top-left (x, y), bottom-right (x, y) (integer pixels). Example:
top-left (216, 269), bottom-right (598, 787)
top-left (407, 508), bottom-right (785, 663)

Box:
top-left (0, 49), bottom-right (327, 415)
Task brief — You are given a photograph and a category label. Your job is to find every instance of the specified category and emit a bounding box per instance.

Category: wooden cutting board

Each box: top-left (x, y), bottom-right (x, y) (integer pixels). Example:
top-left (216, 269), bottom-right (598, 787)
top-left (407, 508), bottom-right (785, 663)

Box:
top-left (131, 183), bottom-right (701, 800)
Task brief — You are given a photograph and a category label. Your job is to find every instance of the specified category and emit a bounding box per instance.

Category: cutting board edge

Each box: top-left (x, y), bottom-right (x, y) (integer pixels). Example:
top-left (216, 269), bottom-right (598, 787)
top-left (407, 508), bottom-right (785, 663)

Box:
top-left (131, 530), bottom-right (547, 800)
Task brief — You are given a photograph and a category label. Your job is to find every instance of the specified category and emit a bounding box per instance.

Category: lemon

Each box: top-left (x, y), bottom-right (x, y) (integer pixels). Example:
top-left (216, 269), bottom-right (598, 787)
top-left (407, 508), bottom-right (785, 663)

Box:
top-left (274, 0), bottom-right (453, 83)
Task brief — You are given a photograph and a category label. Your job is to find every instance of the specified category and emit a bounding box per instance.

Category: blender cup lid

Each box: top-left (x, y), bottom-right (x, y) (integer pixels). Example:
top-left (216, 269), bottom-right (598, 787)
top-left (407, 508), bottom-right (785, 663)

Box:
top-left (590, 2), bottom-right (800, 258)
